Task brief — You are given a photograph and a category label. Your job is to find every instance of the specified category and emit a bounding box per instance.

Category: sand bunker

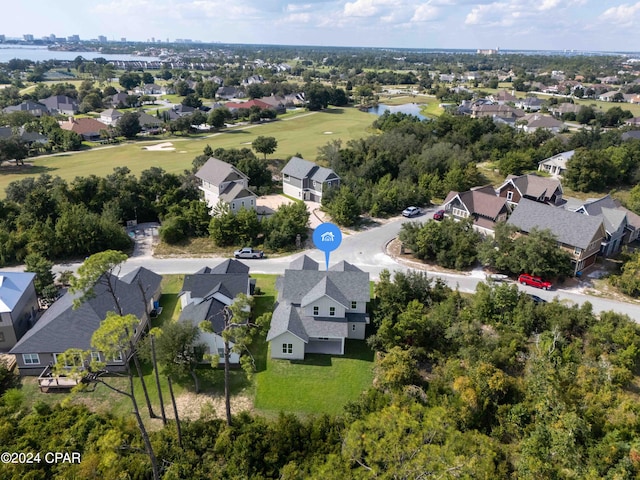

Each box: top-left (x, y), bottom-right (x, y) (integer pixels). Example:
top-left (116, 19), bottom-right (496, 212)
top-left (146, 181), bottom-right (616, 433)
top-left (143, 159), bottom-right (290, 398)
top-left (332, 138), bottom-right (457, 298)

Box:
top-left (323, 131), bottom-right (333, 134)
top-left (143, 142), bottom-right (175, 151)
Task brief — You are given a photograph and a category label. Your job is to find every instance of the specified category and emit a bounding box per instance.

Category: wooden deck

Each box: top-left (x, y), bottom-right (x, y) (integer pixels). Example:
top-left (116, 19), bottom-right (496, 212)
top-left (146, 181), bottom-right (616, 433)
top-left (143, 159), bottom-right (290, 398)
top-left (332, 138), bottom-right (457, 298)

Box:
top-left (37, 366), bottom-right (80, 392)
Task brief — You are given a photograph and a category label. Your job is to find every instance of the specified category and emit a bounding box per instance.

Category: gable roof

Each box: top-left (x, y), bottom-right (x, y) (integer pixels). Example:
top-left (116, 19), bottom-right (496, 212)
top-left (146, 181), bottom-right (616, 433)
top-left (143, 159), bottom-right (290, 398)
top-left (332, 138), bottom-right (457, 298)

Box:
top-left (219, 182), bottom-right (256, 202)
top-left (300, 276), bottom-right (350, 308)
top-left (444, 187), bottom-right (508, 220)
top-left (507, 198), bottom-right (605, 249)
top-left (180, 271), bottom-right (248, 301)
top-left (278, 266), bottom-right (370, 305)
top-left (0, 272), bottom-right (35, 313)
top-left (10, 267), bottom-right (161, 355)
top-left (179, 296), bottom-right (228, 334)
top-left (281, 156), bottom-right (339, 182)
top-left (195, 157), bottom-right (249, 186)
top-left (539, 150), bottom-right (574, 167)
top-left (59, 117), bottom-right (108, 135)
top-left (289, 255), bottom-right (319, 271)
top-left (576, 195), bottom-right (628, 234)
top-left (266, 302), bottom-right (309, 342)
top-left (500, 173), bottom-right (563, 201)
top-left (196, 259), bottom-right (249, 275)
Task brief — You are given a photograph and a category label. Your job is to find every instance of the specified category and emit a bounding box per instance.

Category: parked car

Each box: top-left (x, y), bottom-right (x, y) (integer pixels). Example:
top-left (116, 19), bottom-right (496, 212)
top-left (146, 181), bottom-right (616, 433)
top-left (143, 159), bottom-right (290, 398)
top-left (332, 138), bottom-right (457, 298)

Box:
top-left (528, 294), bottom-right (547, 304)
top-left (518, 274), bottom-right (552, 290)
top-left (234, 247), bottom-right (264, 259)
top-left (433, 209), bottom-right (445, 221)
top-left (402, 206), bottom-right (421, 217)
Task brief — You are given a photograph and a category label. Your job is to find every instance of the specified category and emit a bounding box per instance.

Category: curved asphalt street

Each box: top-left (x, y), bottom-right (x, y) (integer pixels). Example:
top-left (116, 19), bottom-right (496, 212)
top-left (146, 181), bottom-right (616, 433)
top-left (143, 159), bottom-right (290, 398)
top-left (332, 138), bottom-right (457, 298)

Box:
top-left (50, 208), bottom-right (640, 322)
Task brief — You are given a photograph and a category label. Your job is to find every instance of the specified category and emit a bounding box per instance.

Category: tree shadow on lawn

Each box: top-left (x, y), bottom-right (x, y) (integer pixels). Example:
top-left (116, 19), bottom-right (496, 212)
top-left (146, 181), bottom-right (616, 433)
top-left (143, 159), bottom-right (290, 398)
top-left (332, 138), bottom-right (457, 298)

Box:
top-left (323, 108), bottom-right (345, 114)
top-left (0, 164), bottom-right (55, 175)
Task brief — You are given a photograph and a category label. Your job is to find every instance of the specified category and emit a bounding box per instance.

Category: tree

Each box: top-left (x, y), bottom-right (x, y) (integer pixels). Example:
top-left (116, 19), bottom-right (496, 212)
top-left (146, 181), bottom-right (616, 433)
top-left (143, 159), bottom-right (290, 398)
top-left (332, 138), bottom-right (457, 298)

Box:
top-left (0, 136), bottom-right (29, 166)
top-left (305, 83), bottom-right (330, 110)
top-left (151, 322), bottom-right (205, 392)
top-left (326, 186), bottom-right (359, 226)
top-left (263, 201), bottom-right (310, 250)
top-left (208, 107), bottom-right (231, 129)
top-left (251, 136), bottom-right (278, 159)
top-left (142, 72), bottom-right (155, 84)
top-left (119, 72), bottom-right (142, 90)
top-left (611, 250), bottom-right (640, 297)
top-left (116, 112), bottom-right (142, 139)
top-left (182, 93), bottom-right (202, 108)
top-left (24, 252), bottom-right (56, 305)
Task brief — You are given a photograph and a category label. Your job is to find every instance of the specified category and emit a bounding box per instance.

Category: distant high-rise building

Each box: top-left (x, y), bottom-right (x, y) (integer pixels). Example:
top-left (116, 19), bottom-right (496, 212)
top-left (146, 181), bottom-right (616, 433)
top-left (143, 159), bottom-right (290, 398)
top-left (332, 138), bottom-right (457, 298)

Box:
top-left (68, 34), bottom-right (80, 42)
top-left (98, 35), bottom-right (107, 43)
top-left (121, 37), bottom-right (126, 42)
top-left (23, 34), bottom-right (34, 41)
top-left (0, 35), bottom-right (5, 43)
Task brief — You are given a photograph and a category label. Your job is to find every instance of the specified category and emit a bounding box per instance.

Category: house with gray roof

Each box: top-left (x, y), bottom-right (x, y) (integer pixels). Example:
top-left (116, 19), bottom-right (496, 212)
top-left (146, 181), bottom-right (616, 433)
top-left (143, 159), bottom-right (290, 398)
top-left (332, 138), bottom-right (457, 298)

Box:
top-left (266, 256), bottom-right (370, 360)
top-left (195, 157), bottom-right (257, 213)
top-left (177, 260), bottom-right (253, 365)
top-left (10, 267), bottom-right (161, 376)
top-left (538, 150), bottom-right (574, 177)
top-left (281, 156), bottom-right (340, 202)
top-left (40, 95), bottom-right (78, 115)
top-left (497, 173), bottom-right (564, 206)
top-left (507, 199), bottom-right (606, 275)
top-left (573, 195), bottom-right (632, 256)
top-left (3, 100), bottom-right (49, 117)
top-left (441, 186), bottom-right (511, 235)
top-left (0, 272), bottom-right (38, 352)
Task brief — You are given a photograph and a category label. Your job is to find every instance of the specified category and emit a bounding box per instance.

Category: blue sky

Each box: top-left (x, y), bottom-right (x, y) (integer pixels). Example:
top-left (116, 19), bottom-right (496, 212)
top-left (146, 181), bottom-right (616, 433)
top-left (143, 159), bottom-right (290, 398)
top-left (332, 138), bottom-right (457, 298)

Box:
top-left (4, 0), bottom-right (640, 51)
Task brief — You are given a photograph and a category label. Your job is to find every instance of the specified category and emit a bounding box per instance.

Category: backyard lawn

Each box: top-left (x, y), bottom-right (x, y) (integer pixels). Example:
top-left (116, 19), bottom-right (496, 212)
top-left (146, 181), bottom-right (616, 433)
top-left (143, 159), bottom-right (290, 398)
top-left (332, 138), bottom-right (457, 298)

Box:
top-left (254, 340), bottom-right (375, 416)
top-left (0, 106), bottom-right (376, 197)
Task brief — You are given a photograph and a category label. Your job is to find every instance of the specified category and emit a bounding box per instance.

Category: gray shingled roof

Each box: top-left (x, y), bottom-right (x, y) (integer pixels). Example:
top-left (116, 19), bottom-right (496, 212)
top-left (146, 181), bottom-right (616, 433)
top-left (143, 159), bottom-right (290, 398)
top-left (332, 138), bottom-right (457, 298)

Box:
top-left (11, 267), bottom-right (161, 355)
top-left (301, 276), bottom-right (350, 308)
top-left (300, 315), bottom-right (348, 338)
top-left (180, 272), bottom-right (249, 300)
top-left (279, 269), bottom-right (370, 305)
top-left (503, 173), bottom-right (563, 201)
top-left (195, 157), bottom-right (248, 186)
top-left (266, 302), bottom-right (309, 342)
top-left (179, 297), bottom-right (227, 334)
top-left (289, 255), bottom-right (319, 271)
top-left (281, 156), bottom-right (339, 182)
top-left (329, 260), bottom-right (363, 272)
top-left (196, 260), bottom-right (249, 275)
top-left (219, 182), bottom-right (256, 202)
top-left (577, 195), bottom-right (627, 235)
top-left (507, 199), bottom-right (605, 249)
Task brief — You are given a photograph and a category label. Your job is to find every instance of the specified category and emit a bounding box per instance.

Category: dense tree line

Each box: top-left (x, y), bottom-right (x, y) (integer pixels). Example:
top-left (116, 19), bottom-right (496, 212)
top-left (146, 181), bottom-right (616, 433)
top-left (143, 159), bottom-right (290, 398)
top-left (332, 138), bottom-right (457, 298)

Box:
top-left (3, 270), bottom-right (640, 478)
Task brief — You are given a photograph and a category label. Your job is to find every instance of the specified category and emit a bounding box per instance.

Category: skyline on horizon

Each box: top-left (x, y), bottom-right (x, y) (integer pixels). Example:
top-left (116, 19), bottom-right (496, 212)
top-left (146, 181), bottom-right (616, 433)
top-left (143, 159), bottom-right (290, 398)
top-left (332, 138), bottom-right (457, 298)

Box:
top-left (4, 0), bottom-right (640, 52)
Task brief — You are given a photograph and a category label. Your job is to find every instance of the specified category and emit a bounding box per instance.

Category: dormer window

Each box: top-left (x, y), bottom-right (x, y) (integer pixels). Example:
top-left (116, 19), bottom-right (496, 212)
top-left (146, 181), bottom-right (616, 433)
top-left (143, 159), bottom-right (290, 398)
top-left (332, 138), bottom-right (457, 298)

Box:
top-left (506, 191), bottom-right (514, 201)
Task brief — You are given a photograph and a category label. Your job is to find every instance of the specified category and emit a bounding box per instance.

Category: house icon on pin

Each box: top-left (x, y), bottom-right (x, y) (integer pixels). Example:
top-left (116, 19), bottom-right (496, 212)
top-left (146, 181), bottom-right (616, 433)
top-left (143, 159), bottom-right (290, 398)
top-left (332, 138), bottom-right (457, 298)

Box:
top-left (320, 231), bottom-right (335, 242)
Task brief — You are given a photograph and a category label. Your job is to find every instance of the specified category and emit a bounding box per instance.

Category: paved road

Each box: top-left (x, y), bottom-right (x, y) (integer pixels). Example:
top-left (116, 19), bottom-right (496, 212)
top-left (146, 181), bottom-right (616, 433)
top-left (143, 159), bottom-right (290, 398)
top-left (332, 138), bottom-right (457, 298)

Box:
top-left (48, 207), bottom-right (640, 322)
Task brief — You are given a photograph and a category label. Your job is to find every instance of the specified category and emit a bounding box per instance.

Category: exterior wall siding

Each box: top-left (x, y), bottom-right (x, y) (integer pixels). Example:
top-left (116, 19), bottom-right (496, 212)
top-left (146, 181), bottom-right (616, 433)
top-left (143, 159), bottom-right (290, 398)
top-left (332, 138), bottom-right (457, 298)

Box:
top-left (270, 332), bottom-right (305, 360)
top-left (347, 322), bottom-right (366, 339)
top-left (283, 182), bottom-right (302, 199)
top-left (303, 296), bottom-right (346, 319)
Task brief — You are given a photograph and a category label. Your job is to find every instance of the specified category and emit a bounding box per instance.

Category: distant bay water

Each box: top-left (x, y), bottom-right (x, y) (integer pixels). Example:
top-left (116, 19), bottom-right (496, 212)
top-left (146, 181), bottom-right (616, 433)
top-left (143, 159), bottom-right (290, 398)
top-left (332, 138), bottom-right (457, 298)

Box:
top-left (367, 103), bottom-right (427, 120)
top-left (0, 46), bottom-right (159, 63)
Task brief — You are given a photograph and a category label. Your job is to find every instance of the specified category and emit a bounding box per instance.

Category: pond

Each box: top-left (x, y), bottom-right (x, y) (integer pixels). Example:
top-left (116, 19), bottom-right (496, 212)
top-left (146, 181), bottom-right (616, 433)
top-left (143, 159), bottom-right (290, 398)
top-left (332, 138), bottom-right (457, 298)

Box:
top-left (367, 103), bottom-right (427, 120)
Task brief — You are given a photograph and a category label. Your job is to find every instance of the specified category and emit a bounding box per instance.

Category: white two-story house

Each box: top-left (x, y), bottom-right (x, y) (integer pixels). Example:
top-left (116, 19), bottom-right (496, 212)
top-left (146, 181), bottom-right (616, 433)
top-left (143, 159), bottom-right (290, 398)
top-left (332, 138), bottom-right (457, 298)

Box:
top-left (195, 158), bottom-right (257, 213)
top-left (267, 256), bottom-right (370, 360)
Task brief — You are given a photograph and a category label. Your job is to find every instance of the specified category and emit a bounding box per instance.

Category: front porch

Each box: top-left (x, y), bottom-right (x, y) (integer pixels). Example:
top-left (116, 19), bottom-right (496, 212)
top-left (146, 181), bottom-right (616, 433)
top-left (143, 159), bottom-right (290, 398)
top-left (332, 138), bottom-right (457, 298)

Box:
top-left (306, 337), bottom-right (344, 355)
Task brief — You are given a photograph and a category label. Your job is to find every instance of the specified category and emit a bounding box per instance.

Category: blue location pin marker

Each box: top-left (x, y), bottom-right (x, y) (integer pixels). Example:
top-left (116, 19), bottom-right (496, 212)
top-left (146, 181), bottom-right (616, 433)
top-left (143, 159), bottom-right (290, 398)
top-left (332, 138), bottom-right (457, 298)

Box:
top-left (313, 222), bottom-right (342, 270)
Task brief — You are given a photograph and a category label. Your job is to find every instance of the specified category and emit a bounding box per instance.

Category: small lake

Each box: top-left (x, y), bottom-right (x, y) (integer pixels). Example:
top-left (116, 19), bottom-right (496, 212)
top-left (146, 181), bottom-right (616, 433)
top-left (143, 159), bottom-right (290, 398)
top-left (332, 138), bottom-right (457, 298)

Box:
top-left (367, 103), bottom-right (427, 120)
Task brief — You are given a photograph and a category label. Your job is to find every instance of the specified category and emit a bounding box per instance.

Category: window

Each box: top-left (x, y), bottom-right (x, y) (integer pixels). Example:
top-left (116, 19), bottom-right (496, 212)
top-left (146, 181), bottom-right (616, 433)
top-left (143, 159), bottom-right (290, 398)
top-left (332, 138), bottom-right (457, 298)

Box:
top-left (0, 332), bottom-right (4, 342)
top-left (506, 191), bottom-right (514, 201)
top-left (283, 174), bottom-right (289, 180)
top-left (351, 301), bottom-right (357, 309)
top-left (329, 306), bottom-right (336, 316)
top-left (313, 306), bottom-right (319, 316)
top-left (452, 207), bottom-right (468, 218)
top-left (352, 324), bottom-right (356, 331)
top-left (111, 352), bottom-right (123, 362)
top-left (217, 348), bottom-right (224, 356)
top-left (23, 353), bottom-right (40, 365)
top-left (282, 343), bottom-right (293, 354)
top-left (90, 351), bottom-right (101, 363)
top-left (54, 352), bottom-right (83, 367)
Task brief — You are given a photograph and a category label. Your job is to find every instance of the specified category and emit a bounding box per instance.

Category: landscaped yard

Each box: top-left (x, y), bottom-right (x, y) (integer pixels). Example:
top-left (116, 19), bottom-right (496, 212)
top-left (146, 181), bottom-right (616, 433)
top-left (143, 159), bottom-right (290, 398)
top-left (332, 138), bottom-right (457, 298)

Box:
top-left (0, 106), bottom-right (376, 197)
top-left (254, 340), bottom-right (375, 416)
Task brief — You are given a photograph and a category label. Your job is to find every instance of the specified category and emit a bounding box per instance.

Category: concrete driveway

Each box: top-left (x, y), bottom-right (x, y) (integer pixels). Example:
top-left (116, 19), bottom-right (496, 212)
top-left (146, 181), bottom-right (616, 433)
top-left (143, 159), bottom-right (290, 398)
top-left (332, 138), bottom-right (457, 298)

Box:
top-left (256, 195), bottom-right (325, 228)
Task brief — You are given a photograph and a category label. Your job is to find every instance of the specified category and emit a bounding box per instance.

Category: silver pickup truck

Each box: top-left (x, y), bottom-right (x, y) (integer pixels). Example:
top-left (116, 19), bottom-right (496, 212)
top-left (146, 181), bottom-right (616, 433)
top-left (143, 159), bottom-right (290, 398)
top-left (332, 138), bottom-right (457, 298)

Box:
top-left (233, 247), bottom-right (264, 259)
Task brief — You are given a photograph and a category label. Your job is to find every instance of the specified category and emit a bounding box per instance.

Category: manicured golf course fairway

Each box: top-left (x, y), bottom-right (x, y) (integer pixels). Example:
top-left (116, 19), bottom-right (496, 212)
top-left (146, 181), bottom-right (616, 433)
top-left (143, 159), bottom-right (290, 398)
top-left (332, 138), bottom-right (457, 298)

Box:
top-left (0, 106), bottom-right (377, 196)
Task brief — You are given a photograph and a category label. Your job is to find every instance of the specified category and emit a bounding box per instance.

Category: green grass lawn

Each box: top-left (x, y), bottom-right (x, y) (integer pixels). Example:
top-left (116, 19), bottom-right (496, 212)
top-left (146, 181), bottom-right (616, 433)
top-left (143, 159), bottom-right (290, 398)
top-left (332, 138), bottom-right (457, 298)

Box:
top-left (254, 340), bottom-right (374, 416)
top-left (0, 106), bottom-right (375, 197)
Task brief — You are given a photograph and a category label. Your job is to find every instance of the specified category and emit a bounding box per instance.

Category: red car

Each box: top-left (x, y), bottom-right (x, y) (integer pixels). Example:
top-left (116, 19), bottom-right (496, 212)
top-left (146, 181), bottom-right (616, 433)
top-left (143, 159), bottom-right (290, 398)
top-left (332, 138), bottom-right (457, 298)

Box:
top-left (433, 209), bottom-right (445, 221)
top-left (518, 274), bottom-right (552, 290)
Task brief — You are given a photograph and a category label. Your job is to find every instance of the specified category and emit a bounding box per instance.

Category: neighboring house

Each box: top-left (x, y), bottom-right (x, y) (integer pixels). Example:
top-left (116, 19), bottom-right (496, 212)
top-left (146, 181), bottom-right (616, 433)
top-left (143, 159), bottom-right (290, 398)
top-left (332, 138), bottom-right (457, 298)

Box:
top-left (258, 95), bottom-right (287, 113)
top-left (40, 95), bottom-right (78, 115)
top-left (216, 86), bottom-right (244, 100)
top-left (242, 75), bottom-right (264, 86)
top-left (497, 173), bottom-right (564, 206)
top-left (136, 111), bottom-right (163, 133)
top-left (195, 157), bottom-right (257, 213)
top-left (136, 83), bottom-right (162, 95)
top-left (266, 256), bottom-right (370, 360)
top-left (538, 150), bottom-right (575, 177)
top-left (0, 272), bottom-right (38, 352)
top-left (471, 104), bottom-right (524, 120)
top-left (598, 91), bottom-right (621, 102)
top-left (177, 260), bottom-right (254, 365)
top-left (224, 99), bottom-right (272, 112)
top-left (10, 267), bottom-right (161, 376)
top-left (507, 199), bottom-right (606, 275)
top-left (0, 126), bottom-right (48, 145)
top-left (441, 186), bottom-right (511, 235)
top-left (171, 104), bottom-right (195, 117)
top-left (59, 117), bottom-right (108, 141)
top-left (281, 156), bottom-right (340, 202)
top-left (515, 96), bottom-right (544, 111)
top-left (622, 130), bottom-right (640, 141)
top-left (489, 90), bottom-right (517, 104)
top-left (3, 100), bottom-right (49, 117)
top-left (573, 195), bottom-right (630, 256)
top-left (551, 102), bottom-right (581, 117)
top-left (624, 117), bottom-right (640, 127)
top-left (111, 92), bottom-right (136, 107)
top-left (99, 108), bottom-right (123, 126)
top-left (520, 114), bottom-right (564, 133)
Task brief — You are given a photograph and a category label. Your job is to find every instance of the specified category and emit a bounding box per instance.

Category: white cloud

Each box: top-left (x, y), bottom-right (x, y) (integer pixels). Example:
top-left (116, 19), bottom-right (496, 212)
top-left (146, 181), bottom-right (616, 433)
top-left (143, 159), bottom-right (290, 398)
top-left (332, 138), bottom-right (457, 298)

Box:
top-left (280, 12), bottom-right (312, 22)
top-left (411, 4), bottom-right (439, 22)
top-left (601, 2), bottom-right (640, 26)
top-left (344, 0), bottom-right (381, 17)
top-left (285, 3), bottom-right (313, 12)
